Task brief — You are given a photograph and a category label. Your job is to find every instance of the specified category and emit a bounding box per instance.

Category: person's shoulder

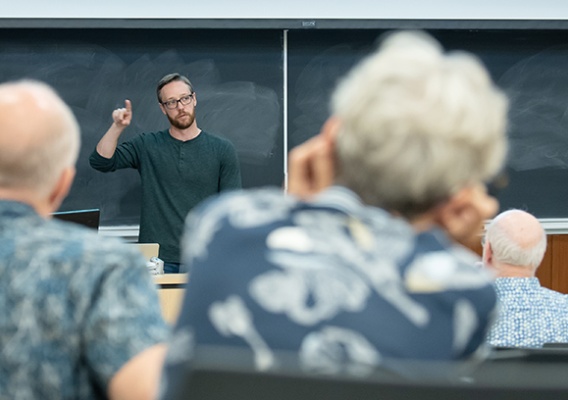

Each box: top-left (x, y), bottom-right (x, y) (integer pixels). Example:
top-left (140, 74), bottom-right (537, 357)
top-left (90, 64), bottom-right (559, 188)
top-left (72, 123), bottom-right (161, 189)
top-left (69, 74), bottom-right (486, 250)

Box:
top-left (135, 129), bottom-right (170, 143)
top-left (415, 228), bottom-right (480, 265)
top-left (540, 284), bottom-right (568, 303)
top-left (201, 186), bottom-right (289, 210)
top-left (406, 229), bottom-right (493, 292)
top-left (200, 130), bottom-right (223, 140)
top-left (42, 219), bottom-right (143, 267)
top-left (200, 131), bottom-right (235, 147)
top-left (186, 187), bottom-right (293, 227)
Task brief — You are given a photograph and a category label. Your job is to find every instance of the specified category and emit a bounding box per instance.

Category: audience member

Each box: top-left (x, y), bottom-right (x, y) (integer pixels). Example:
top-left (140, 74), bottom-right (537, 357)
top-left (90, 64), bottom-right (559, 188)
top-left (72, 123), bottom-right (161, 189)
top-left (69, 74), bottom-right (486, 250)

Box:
top-left (0, 80), bottom-right (169, 399)
top-left (160, 30), bottom-right (509, 395)
top-left (483, 209), bottom-right (568, 348)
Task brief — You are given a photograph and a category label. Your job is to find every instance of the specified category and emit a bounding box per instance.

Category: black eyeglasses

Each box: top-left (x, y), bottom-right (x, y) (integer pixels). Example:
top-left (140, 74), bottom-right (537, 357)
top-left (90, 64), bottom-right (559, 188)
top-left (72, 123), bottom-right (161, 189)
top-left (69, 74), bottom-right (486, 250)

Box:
top-left (161, 93), bottom-right (194, 110)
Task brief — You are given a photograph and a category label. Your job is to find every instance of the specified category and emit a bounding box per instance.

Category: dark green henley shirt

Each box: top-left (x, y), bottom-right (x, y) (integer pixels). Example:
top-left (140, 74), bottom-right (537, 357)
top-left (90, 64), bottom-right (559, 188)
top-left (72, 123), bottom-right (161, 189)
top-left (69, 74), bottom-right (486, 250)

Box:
top-left (89, 129), bottom-right (242, 263)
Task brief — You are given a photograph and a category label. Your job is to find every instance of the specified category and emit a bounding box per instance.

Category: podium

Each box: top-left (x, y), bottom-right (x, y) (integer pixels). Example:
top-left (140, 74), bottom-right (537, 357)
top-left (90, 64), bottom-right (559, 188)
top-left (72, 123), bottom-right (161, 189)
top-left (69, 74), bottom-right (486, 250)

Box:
top-left (153, 273), bottom-right (188, 324)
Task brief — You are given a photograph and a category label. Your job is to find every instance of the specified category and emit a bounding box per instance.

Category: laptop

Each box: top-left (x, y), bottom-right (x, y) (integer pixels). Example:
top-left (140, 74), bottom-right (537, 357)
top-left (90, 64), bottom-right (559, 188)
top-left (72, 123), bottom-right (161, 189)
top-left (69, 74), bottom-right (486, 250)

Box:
top-left (52, 209), bottom-right (100, 230)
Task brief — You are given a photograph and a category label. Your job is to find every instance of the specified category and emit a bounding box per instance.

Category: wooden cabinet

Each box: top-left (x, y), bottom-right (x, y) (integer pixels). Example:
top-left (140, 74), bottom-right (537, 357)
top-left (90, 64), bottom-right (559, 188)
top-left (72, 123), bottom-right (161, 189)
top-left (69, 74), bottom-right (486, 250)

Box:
top-left (154, 274), bottom-right (188, 325)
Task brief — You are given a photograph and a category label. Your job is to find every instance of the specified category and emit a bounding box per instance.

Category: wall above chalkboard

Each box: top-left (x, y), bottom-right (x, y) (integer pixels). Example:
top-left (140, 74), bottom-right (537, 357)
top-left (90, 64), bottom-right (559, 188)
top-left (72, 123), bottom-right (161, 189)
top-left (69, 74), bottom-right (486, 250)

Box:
top-left (4, 0), bottom-right (568, 21)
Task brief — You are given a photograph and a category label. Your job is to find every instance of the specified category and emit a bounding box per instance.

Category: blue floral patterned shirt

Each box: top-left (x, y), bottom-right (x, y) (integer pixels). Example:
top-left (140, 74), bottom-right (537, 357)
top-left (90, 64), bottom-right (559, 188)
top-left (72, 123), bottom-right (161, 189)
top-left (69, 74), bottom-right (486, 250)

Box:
top-left (487, 277), bottom-right (568, 348)
top-left (0, 200), bottom-right (169, 399)
top-left (161, 186), bottom-right (497, 397)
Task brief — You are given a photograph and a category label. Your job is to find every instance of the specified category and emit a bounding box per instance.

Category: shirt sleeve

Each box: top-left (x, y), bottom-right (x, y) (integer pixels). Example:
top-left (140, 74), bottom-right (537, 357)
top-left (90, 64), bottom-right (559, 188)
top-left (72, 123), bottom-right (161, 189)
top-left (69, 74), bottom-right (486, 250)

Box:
top-left (89, 139), bottom-right (141, 172)
top-left (81, 252), bottom-right (169, 391)
top-left (218, 140), bottom-right (242, 190)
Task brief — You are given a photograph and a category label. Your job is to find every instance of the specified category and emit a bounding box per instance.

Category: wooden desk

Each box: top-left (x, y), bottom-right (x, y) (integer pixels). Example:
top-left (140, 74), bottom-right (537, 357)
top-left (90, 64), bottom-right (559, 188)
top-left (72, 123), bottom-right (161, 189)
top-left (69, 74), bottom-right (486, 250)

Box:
top-left (154, 273), bottom-right (188, 324)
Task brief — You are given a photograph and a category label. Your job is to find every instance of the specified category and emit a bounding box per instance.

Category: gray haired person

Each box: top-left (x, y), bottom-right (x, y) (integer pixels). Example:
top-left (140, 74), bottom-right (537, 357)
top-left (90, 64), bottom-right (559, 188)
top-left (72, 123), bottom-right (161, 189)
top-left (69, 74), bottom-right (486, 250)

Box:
top-left (483, 209), bottom-right (568, 348)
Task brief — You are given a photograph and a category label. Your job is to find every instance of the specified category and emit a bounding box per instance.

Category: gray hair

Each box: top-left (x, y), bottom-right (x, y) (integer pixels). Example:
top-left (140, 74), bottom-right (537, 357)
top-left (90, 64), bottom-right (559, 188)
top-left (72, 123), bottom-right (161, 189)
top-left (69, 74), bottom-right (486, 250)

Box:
top-left (485, 209), bottom-right (547, 270)
top-left (332, 31), bottom-right (508, 217)
top-left (0, 80), bottom-right (80, 197)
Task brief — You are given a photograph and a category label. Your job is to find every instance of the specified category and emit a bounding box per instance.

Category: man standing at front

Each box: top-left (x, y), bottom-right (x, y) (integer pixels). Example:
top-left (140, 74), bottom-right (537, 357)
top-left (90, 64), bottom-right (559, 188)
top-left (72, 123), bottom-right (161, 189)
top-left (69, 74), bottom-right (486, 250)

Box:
top-left (90, 73), bottom-right (242, 273)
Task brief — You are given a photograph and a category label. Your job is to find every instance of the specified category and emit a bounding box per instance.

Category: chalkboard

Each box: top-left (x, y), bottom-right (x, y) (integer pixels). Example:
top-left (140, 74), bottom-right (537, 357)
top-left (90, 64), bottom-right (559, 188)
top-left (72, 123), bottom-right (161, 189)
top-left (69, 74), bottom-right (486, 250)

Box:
top-left (287, 29), bottom-right (568, 218)
top-left (0, 28), bottom-right (284, 226)
top-left (4, 26), bottom-right (568, 223)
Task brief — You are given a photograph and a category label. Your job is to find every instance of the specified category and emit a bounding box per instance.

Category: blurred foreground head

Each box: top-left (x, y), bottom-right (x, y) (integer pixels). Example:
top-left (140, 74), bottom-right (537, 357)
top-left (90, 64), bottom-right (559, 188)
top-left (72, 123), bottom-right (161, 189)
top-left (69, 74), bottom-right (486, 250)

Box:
top-left (332, 31), bottom-right (508, 220)
top-left (0, 80), bottom-right (80, 214)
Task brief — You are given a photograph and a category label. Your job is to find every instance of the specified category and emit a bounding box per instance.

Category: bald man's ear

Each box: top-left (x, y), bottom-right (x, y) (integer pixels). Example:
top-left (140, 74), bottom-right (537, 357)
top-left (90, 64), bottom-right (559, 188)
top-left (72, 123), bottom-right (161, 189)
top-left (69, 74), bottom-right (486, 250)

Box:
top-left (482, 239), bottom-right (493, 266)
top-left (48, 166), bottom-right (75, 214)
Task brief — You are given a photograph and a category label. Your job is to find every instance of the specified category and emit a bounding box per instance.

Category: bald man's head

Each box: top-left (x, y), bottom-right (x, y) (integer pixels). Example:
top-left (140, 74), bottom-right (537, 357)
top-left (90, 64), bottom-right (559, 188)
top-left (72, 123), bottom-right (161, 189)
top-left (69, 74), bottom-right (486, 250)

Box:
top-left (483, 209), bottom-right (547, 275)
top-left (0, 80), bottom-right (80, 199)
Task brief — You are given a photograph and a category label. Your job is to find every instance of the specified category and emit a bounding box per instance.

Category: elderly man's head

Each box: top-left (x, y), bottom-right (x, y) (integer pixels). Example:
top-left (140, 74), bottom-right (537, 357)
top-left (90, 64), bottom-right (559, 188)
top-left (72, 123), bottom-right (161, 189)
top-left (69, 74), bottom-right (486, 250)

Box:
top-left (0, 80), bottom-right (80, 214)
top-left (482, 209), bottom-right (547, 276)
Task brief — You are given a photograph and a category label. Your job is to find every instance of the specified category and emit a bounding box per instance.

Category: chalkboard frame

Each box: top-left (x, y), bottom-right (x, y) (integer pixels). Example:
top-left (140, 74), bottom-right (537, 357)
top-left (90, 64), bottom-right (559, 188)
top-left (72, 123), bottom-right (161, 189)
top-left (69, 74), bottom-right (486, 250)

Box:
top-left (2, 18), bottom-right (568, 30)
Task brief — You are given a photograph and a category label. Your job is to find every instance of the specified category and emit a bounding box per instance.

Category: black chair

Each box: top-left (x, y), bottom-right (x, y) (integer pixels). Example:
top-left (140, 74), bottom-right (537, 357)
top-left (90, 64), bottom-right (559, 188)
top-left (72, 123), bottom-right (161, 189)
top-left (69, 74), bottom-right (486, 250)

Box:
top-left (168, 346), bottom-right (568, 400)
top-left (543, 342), bottom-right (568, 349)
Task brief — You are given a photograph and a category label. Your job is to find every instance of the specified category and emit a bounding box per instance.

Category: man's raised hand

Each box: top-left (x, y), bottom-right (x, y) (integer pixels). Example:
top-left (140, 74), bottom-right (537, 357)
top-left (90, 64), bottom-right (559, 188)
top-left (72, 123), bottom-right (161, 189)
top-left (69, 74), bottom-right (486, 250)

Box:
top-left (112, 99), bottom-right (132, 128)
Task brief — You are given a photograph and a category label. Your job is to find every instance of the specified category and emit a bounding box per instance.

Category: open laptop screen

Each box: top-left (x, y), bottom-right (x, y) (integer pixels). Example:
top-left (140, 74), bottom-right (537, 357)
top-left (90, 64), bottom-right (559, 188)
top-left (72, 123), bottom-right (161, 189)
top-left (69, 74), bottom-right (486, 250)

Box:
top-left (52, 209), bottom-right (100, 230)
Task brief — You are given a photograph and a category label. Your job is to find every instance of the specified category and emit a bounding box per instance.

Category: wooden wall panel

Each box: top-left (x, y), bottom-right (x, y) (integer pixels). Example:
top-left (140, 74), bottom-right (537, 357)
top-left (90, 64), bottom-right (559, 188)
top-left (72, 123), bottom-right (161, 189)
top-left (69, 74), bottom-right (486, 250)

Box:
top-left (550, 235), bottom-right (568, 294)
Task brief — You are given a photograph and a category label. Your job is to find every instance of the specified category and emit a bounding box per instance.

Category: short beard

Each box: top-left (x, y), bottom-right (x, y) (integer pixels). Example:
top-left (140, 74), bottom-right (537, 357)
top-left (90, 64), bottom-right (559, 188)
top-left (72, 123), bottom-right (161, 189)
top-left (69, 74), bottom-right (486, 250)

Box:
top-left (167, 111), bottom-right (195, 130)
